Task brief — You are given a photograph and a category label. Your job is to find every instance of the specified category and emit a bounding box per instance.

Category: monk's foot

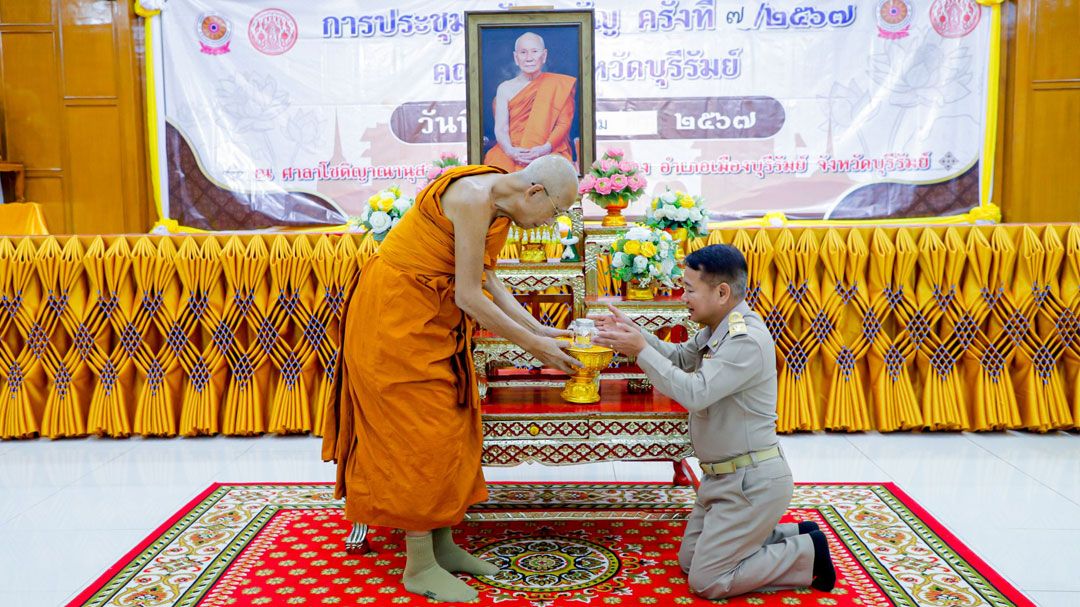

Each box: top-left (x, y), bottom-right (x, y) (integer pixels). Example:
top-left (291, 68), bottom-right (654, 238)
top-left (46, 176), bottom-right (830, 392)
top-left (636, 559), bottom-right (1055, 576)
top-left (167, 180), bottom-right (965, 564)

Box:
top-left (404, 532), bottom-right (479, 603)
top-left (433, 527), bottom-right (500, 576)
top-left (402, 563), bottom-right (478, 603)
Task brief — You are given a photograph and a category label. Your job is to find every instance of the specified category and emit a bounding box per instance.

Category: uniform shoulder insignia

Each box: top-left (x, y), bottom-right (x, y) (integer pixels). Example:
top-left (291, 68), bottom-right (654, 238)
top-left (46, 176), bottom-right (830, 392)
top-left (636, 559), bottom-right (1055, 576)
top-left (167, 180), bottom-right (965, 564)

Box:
top-left (728, 312), bottom-right (748, 336)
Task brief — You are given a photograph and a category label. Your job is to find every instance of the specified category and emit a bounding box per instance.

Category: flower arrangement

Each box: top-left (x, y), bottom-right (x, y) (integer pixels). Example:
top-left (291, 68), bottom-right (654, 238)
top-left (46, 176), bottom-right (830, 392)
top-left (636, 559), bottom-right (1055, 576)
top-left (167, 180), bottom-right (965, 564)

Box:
top-left (577, 148), bottom-right (647, 226)
top-left (353, 185), bottom-right (414, 241)
top-left (644, 189), bottom-right (709, 239)
top-left (425, 152), bottom-right (465, 183)
top-left (609, 226), bottom-right (682, 299)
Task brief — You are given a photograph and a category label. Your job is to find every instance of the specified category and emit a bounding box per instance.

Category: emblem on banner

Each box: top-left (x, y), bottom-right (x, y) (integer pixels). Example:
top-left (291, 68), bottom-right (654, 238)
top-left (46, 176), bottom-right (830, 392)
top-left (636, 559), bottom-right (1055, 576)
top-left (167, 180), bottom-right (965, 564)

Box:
top-left (248, 8), bottom-right (298, 56)
top-left (877, 0), bottom-right (912, 40)
top-left (196, 13), bottom-right (231, 55)
top-left (930, 0), bottom-right (981, 38)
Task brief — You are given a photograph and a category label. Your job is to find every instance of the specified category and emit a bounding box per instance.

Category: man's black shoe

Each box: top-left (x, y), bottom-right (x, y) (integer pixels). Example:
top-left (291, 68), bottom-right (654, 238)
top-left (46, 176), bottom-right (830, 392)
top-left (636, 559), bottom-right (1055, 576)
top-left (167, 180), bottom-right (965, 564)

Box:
top-left (798, 521), bottom-right (820, 534)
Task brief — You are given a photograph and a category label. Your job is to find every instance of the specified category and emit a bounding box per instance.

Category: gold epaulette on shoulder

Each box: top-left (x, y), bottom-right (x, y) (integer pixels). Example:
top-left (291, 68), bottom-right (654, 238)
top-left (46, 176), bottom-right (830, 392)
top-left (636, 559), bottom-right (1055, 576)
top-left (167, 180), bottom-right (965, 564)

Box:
top-left (728, 311), bottom-right (748, 336)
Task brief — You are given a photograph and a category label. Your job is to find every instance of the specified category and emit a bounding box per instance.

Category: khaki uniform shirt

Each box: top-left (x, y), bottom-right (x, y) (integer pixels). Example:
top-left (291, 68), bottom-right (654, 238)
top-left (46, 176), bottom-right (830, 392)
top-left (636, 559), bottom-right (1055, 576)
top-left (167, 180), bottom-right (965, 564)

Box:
top-left (636, 301), bottom-right (779, 463)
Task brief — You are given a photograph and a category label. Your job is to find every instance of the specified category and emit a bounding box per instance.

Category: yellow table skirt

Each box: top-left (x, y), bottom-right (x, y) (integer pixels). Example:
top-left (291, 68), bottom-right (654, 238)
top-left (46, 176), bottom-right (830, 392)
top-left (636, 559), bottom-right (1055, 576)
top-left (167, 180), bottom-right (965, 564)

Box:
top-left (0, 224), bottom-right (1077, 439)
top-left (0, 202), bottom-right (49, 236)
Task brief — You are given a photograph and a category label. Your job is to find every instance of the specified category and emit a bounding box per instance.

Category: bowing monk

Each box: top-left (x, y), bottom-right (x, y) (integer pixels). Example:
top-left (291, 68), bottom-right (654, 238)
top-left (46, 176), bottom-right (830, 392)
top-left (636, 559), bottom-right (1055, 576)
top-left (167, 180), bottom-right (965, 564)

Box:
top-left (322, 156), bottom-right (581, 603)
top-left (483, 32), bottom-right (577, 171)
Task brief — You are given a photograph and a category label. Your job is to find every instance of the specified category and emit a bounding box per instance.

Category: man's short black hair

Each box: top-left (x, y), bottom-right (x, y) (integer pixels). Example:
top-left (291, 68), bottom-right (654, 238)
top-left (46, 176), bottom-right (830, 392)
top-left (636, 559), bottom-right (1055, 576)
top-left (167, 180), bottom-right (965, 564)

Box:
top-left (684, 244), bottom-right (748, 299)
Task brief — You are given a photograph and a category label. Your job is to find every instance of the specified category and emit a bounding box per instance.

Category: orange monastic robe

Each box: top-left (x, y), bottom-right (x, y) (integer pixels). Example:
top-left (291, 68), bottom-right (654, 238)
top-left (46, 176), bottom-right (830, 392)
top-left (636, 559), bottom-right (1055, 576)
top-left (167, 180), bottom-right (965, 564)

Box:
top-left (322, 165), bottom-right (510, 530)
top-left (483, 72), bottom-right (577, 171)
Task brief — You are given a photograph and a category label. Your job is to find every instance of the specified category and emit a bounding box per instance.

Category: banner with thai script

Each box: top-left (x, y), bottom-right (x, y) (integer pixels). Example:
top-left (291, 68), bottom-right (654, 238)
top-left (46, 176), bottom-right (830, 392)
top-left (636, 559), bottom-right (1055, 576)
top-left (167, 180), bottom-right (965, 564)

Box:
top-left (157, 0), bottom-right (992, 230)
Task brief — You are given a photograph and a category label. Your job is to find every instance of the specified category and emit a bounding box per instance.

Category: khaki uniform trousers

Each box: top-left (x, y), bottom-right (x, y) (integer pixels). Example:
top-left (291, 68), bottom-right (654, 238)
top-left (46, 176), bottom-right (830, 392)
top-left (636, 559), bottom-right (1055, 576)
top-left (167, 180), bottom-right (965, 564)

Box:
top-left (679, 456), bottom-right (815, 598)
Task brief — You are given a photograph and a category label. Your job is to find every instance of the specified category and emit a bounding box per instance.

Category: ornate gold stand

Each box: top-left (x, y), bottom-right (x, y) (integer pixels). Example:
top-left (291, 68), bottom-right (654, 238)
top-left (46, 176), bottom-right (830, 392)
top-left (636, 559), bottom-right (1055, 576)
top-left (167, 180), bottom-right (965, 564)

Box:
top-left (518, 242), bottom-right (546, 263)
top-left (626, 280), bottom-right (655, 301)
top-left (561, 344), bottom-right (615, 403)
top-left (600, 197), bottom-right (629, 227)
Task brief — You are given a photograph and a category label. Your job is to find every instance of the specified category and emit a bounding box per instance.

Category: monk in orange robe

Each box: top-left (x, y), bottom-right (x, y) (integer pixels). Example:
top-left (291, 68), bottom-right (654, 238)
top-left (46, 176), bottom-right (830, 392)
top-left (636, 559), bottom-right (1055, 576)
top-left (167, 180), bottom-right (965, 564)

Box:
top-left (323, 156), bottom-right (581, 603)
top-left (483, 32), bottom-right (577, 172)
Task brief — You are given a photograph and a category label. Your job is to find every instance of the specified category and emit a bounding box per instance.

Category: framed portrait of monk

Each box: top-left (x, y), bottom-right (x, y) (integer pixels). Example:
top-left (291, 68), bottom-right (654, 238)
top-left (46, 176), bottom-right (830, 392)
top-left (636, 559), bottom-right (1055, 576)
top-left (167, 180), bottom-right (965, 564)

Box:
top-left (465, 10), bottom-right (595, 177)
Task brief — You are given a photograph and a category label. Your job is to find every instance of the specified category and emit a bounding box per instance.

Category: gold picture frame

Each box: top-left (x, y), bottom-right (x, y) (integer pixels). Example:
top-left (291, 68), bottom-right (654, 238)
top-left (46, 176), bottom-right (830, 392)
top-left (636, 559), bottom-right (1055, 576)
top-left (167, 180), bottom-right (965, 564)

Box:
top-left (465, 9), bottom-right (595, 177)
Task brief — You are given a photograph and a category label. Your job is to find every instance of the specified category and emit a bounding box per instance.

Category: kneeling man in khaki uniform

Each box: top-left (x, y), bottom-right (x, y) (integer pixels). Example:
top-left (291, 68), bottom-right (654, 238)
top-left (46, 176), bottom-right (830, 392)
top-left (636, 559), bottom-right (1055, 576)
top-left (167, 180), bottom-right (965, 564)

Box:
top-left (595, 244), bottom-right (836, 599)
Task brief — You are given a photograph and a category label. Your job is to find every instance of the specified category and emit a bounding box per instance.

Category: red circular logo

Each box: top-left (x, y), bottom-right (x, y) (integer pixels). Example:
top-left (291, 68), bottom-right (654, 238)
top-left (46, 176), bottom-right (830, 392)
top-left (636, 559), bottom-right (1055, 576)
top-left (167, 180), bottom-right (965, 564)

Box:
top-left (248, 8), bottom-right (298, 56)
top-left (929, 0), bottom-right (981, 39)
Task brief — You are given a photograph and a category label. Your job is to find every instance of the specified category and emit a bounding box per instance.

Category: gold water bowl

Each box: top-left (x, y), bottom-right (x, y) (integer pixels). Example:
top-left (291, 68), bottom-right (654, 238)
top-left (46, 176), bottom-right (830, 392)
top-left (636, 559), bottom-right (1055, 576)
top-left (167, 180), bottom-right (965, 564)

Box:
top-left (561, 343), bottom-right (614, 404)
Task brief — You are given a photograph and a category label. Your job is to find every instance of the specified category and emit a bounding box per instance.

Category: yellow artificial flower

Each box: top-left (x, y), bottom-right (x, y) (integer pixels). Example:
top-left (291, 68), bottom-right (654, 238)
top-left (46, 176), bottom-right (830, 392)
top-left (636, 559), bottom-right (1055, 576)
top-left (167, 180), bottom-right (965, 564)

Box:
top-left (388, 185), bottom-right (402, 197)
top-left (623, 240), bottom-right (641, 255)
top-left (641, 242), bottom-right (658, 258)
top-left (368, 195), bottom-right (380, 210)
top-left (378, 196), bottom-right (394, 212)
top-left (679, 195), bottom-right (694, 208)
top-left (651, 199), bottom-right (659, 210)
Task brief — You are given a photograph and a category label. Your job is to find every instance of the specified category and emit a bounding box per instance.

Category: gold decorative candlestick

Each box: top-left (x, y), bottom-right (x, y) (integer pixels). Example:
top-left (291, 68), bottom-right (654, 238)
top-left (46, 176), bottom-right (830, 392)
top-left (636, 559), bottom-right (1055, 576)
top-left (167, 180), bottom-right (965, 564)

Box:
top-left (561, 344), bottom-right (614, 404)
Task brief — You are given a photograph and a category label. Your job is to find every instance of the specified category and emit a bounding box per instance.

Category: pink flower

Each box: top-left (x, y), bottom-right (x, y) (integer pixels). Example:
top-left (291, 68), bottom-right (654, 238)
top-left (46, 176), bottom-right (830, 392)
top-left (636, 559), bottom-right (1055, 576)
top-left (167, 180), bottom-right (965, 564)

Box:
top-left (426, 166), bottom-right (442, 180)
top-left (600, 159), bottom-right (615, 173)
top-left (619, 160), bottom-right (635, 173)
top-left (606, 147), bottom-right (624, 158)
top-left (611, 174), bottom-right (628, 191)
top-left (594, 177), bottom-right (613, 196)
top-left (629, 175), bottom-right (646, 191)
top-left (439, 152), bottom-right (456, 160)
top-left (578, 174), bottom-right (596, 195)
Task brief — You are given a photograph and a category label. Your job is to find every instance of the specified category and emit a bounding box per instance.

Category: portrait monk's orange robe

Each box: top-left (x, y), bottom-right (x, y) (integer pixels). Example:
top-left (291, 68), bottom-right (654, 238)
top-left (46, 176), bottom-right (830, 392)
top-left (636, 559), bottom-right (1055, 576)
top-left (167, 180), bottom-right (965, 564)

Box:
top-left (484, 72), bottom-right (576, 171)
top-left (322, 165), bottom-right (511, 530)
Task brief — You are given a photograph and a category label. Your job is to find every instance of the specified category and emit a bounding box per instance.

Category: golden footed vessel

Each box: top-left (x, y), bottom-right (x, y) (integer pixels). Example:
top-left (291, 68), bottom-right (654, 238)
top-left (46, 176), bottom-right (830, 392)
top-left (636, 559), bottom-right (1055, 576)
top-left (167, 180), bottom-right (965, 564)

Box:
top-left (561, 344), bottom-right (614, 404)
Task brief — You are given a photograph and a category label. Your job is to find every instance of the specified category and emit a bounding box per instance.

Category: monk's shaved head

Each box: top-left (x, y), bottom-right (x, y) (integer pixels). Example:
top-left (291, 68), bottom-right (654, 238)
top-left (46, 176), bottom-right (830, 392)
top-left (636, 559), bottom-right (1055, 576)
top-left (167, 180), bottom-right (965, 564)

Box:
top-left (515, 32), bottom-right (546, 51)
top-left (519, 155), bottom-right (579, 209)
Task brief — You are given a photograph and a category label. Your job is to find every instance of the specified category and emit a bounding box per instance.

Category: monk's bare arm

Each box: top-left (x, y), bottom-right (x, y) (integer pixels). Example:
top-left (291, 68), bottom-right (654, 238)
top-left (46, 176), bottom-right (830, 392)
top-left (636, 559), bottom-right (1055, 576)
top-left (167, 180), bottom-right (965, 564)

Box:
top-left (547, 83), bottom-right (576, 148)
top-left (484, 269), bottom-right (544, 333)
top-left (492, 83), bottom-right (518, 158)
top-left (444, 187), bottom-right (579, 373)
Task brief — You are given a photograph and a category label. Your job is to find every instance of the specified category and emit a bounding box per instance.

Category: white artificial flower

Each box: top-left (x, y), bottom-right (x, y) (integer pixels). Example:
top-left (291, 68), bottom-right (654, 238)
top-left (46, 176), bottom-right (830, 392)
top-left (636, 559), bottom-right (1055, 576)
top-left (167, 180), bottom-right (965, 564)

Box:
top-left (689, 207), bottom-right (703, 221)
top-left (626, 227), bottom-right (652, 241)
top-left (661, 191), bottom-right (677, 204)
top-left (368, 211), bottom-right (393, 233)
top-left (673, 208), bottom-right (691, 222)
top-left (360, 207), bottom-right (372, 223)
top-left (653, 206), bottom-right (668, 220)
top-left (633, 255), bottom-right (648, 273)
top-left (392, 196), bottom-right (413, 214)
top-left (612, 252), bottom-right (626, 268)
top-left (661, 258), bottom-right (675, 276)
top-left (659, 240), bottom-right (670, 253)
top-left (391, 217), bottom-right (400, 228)
top-left (660, 231), bottom-right (673, 241)
top-left (648, 264), bottom-right (659, 276)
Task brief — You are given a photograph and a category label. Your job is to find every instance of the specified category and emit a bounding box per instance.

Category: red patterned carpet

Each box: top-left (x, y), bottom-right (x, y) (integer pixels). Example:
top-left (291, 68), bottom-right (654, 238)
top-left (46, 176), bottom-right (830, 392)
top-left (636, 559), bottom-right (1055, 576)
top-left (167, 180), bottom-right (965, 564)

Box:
top-left (69, 482), bottom-right (1033, 607)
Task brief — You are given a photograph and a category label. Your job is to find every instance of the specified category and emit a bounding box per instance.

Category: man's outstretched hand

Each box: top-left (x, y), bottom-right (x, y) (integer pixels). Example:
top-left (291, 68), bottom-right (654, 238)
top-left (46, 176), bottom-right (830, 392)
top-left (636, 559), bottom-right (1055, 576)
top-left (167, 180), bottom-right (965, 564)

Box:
top-left (592, 304), bottom-right (646, 356)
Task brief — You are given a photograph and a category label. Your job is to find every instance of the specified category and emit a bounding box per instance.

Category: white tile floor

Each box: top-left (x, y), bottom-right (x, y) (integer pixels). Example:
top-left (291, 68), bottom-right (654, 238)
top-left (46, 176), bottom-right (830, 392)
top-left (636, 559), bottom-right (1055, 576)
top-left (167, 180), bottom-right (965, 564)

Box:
top-left (0, 432), bottom-right (1076, 606)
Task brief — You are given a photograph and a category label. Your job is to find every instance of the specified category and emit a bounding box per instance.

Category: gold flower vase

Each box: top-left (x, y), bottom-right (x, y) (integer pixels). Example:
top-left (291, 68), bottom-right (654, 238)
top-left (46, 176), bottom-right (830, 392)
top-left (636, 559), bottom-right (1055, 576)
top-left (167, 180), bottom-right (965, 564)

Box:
top-left (519, 242), bottom-right (546, 263)
top-left (626, 279), bottom-right (655, 301)
top-left (561, 344), bottom-right (615, 404)
top-left (600, 196), bottom-right (629, 227)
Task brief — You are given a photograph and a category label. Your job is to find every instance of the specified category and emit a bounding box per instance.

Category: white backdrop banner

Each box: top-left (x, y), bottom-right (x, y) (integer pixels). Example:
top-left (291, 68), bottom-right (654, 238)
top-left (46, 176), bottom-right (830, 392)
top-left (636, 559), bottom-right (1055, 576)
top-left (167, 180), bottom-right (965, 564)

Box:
top-left (157, 0), bottom-right (992, 230)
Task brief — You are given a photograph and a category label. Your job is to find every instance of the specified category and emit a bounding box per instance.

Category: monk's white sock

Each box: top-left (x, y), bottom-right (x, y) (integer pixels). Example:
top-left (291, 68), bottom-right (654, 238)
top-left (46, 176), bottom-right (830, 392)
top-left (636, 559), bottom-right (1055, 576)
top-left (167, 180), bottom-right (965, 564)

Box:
top-left (402, 532), bottom-right (478, 603)
top-left (433, 527), bottom-right (500, 576)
